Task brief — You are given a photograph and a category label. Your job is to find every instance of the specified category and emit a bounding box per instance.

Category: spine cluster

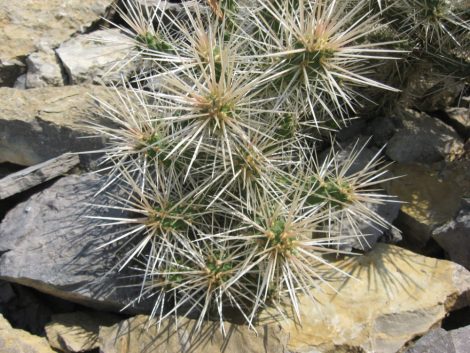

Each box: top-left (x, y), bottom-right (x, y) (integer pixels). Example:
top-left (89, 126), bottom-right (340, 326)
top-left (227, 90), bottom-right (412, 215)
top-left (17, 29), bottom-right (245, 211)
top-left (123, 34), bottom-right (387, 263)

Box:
top-left (86, 0), bottom-right (468, 332)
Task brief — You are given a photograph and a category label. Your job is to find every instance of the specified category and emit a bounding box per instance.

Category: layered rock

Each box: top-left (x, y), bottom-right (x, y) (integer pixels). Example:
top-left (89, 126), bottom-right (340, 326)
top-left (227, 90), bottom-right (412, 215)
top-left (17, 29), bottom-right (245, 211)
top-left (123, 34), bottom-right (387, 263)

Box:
top-left (0, 174), bottom-right (150, 313)
top-left (0, 0), bottom-right (114, 86)
top-left (0, 85), bottom-right (107, 166)
top-left (98, 244), bottom-right (470, 353)
top-left (56, 29), bottom-right (136, 84)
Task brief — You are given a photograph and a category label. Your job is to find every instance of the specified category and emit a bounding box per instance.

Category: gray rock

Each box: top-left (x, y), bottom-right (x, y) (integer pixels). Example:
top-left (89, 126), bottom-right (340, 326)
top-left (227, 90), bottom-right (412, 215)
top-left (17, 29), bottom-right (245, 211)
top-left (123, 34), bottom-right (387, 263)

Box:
top-left (13, 74), bottom-right (27, 89)
top-left (432, 206), bottom-right (470, 270)
top-left (0, 174), bottom-right (150, 313)
top-left (405, 325), bottom-right (470, 353)
top-left (405, 328), bottom-right (454, 353)
top-left (0, 153), bottom-right (79, 200)
top-left (56, 29), bottom-right (136, 85)
top-left (25, 48), bottom-right (65, 88)
top-left (0, 85), bottom-right (106, 166)
top-left (449, 325), bottom-right (470, 353)
top-left (0, 0), bottom-right (114, 87)
top-left (386, 109), bottom-right (464, 164)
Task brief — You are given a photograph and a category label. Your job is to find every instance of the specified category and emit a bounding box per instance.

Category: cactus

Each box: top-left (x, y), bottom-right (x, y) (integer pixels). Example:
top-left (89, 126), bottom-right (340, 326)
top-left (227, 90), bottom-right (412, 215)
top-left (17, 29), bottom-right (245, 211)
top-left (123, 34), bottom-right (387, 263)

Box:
top-left (86, 0), bottom-right (411, 332)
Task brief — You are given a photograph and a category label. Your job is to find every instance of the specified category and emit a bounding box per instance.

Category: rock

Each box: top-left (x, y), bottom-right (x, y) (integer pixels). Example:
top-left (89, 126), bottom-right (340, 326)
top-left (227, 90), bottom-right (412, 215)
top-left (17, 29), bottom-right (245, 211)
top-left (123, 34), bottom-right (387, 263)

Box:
top-left (98, 244), bottom-right (470, 353)
top-left (405, 325), bottom-right (470, 353)
top-left (432, 205), bottom-right (470, 270)
top-left (404, 328), bottom-right (454, 353)
top-left (0, 153), bottom-right (80, 200)
top-left (399, 61), bottom-right (466, 112)
top-left (0, 0), bottom-right (114, 86)
top-left (25, 48), bottom-right (65, 88)
top-left (56, 29), bottom-right (136, 84)
top-left (449, 325), bottom-right (470, 353)
top-left (13, 74), bottom-right (26, 89)
top-left (386, 109), bottom-right (464, 164)
top-left (0, 85), bottom-right (106, 166)
top-left (0, 174), bottom-right (150, 313)
top-left (99, 315), bottom-right (288, 353)
top-left (445, 107), bottom-right (470, 140)
top-left (384, 164), bottom-right (462, 249)
top-left (0, 314), bottom-right (55, 353)
top-left (45, 311), bottom-right (121, 352)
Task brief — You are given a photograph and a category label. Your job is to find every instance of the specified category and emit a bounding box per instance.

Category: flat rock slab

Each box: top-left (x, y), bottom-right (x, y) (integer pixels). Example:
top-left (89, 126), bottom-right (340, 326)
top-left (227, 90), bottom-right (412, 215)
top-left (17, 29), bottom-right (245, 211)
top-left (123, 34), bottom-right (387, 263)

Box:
top-left (405, 326), bottom-right (470, 353)
top-left (98, 244), bottom-right (470, 353)
top-left (56, 29), bottom-right (136, 84)
top-left (0, 173), bottom-right (150, 313)
top-left (0, 153), bottom-right (79, 200)
top-left (0, 85), bottom-right (107, 166)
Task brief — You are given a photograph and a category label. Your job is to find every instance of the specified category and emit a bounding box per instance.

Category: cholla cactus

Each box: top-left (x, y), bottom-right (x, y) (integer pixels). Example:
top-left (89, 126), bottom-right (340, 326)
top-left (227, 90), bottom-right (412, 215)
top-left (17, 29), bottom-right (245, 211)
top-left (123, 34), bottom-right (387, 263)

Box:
top-left (87, 0), bottom-right (406, 332)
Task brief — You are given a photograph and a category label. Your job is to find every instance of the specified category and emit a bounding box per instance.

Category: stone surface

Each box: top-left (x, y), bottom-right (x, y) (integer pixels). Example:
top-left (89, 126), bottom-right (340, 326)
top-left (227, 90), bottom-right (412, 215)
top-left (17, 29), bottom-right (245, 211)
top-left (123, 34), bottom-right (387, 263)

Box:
top-left (384, 164), bottom-right (462, 249)
top-left (0, 0), bottom-right (114, 86)
top-left (25, 47), bottom-right (65, 88)
top-left (0, 314), bottom-right (55, 353)
top-left (99, 315), bottom-right (288, 353)
top-left (45, 311), bottom-right (121, 352)
top-left (56, 29), bottom-right (135, 84)
top-left (449, 325), bottom-right (470, 353)
top-left (0, 153), bottom-right (79, 200)
top-left (385, 109), bottom-right (464, 164)
top-left (0, 85), bottom-right (106, 166)
top-left (405, 325), bottom-right (470, 353)
top-left (432, 204), bottom-right (470, 270)
top-left (98, 244), bottom-right (470, 353)
top-left (404, 328), bottom-right (454, 353)
top-left (0, 174), bottom-right (150, 313)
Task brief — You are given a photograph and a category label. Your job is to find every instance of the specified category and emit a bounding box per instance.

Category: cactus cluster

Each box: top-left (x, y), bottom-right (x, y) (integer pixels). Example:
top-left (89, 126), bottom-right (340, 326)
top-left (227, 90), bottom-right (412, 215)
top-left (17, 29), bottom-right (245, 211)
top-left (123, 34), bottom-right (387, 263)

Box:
top-left (86, 0), bottom-right (468, 332)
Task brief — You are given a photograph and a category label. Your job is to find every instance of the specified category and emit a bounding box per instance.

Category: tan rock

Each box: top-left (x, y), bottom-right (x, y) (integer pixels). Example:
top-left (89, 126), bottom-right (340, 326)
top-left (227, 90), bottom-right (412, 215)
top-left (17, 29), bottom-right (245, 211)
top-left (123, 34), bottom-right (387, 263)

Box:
top-left (0, 0), bottom-right (113, 60)
top-left (384, 164), bottom-right (462, 248)
top-left (98, 244), bottom-right (470, 353)
top-left (45, 311), bottom-right (121, 352)
top-left (0, 314), bottom-right (55, 353)
top-left (0, 85), bottom-right (108, 166)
